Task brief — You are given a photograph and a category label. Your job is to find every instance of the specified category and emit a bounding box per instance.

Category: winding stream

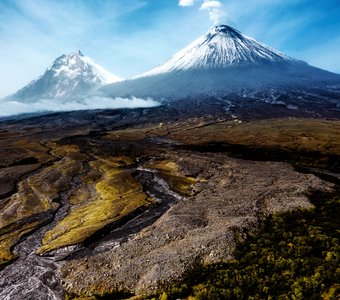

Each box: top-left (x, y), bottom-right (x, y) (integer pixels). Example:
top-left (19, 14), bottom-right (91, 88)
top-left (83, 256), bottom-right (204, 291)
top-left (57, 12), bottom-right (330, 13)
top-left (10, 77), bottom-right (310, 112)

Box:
top-left (0, 163), bottom-right (182, 300)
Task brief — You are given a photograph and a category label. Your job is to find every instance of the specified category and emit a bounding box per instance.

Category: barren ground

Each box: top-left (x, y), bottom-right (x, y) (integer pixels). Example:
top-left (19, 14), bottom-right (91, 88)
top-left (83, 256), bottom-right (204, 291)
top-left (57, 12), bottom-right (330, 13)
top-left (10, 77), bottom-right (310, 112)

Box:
top-left (0, 109), bottom-right (339, 299)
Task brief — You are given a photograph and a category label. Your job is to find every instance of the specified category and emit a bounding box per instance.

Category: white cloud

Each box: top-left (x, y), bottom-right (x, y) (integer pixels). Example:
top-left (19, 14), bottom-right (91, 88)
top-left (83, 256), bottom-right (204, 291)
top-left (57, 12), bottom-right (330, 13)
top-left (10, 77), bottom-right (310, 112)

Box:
top-left (179, 0), bottom-right (196, 7)
top-left (200, 0), bottom-right (222, 9)
top-left (0, 97), bottom-right (160, 118)
top-left (200, 1), bottom-right (225, 24)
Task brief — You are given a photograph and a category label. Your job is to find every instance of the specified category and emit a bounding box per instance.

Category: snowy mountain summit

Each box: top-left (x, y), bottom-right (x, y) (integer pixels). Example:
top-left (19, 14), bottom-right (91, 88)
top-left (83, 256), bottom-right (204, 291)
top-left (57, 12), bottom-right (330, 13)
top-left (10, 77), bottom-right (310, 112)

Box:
top-left (102, 24), bottom-right (340, 99)
top-left (9, 51), bottom-right (122, 101)
top-left (139, 25), bottom-right (296, 77)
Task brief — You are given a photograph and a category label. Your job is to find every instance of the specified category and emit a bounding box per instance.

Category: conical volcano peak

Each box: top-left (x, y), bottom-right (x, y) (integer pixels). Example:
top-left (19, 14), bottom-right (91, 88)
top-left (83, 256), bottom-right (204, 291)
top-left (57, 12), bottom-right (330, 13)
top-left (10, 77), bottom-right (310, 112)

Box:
top-left (208, 25), bottom-right (241, 36)
top-left (138, 24), bottom-right (296, 77)
top-left (105, 25), bottom-right (340, 101)
top-left (9, 51), bottom-right (122, 101)
top-left (207, 24), bottom-right (244, 42)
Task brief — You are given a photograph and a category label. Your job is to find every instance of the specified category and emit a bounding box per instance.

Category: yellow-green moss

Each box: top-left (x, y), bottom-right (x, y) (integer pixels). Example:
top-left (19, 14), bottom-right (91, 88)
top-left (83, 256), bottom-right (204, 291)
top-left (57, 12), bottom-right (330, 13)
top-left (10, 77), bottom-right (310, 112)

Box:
top-left (322, 284), bottom-right (340, 300)
top-left (0, 143), bottom-right (85, 263)
top-left (0, 221), bottom-right (40, 266)
top-left (37, 156), bottom-right (154, 254)
top-left (145, 160), bottom-right (197, 197)
top-left (0, 144), bottom-right (85, 230)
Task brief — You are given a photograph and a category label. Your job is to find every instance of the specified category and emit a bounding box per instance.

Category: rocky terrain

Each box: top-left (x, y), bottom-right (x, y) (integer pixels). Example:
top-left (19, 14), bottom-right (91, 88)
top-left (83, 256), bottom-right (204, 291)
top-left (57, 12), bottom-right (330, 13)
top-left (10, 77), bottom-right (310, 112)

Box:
top-left (61, 151), bottom-right (332, 296)
top-left (0, 106), bottom-right (339, 299)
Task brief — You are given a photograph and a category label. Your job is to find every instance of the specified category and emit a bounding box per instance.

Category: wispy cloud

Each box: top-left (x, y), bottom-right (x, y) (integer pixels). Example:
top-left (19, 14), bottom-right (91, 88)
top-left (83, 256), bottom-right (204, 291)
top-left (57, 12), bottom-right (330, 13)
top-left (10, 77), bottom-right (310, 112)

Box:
top-left (0, 96), bottom-right (160, 118)
top-left (200, 0), bottom-right (222, 9)
top-left (200, 1), bottom-right (225, 24)
top-left (179, 0), bottom-right (196, 6)
top-left (179, 0), bottom-right (226, 24)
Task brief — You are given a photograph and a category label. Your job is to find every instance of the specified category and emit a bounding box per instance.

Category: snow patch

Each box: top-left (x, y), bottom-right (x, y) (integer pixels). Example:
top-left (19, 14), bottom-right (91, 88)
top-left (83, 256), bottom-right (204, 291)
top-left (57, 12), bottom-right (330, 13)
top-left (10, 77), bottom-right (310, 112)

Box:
top-left (286, 104), bottom-right (299, 110)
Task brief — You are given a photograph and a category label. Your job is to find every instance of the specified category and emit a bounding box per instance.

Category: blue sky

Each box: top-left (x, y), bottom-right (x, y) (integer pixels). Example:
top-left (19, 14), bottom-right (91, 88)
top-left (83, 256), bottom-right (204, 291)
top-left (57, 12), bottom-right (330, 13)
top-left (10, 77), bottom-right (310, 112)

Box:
top-left (0, 0), bottom-right (340, 98)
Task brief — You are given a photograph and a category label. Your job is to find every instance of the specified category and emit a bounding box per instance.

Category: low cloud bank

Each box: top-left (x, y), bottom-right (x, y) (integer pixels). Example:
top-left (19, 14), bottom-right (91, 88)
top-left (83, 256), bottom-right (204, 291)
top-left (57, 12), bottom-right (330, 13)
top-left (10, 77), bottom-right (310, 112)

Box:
top-left (0, 96), bottom-right (160, 117)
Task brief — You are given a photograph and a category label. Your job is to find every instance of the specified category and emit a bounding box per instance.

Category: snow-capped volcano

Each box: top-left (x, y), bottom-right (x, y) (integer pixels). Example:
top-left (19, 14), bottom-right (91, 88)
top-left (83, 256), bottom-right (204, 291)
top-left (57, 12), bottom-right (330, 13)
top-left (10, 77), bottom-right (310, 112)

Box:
top-left (9, 51), bottom-right (122, 101)
top-left (101, 25), bottom-right (340, 100)
top-left (139, 25), bottom-right (296, 77)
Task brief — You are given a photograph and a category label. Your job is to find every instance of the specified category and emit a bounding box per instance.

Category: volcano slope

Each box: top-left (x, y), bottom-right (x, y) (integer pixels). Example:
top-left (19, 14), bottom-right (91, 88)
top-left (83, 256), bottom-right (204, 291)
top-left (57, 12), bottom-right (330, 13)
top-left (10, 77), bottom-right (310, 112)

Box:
top-left (101, 25), bottom-right (340, 100)
top-left (0, 107), bottom-right (339, 299)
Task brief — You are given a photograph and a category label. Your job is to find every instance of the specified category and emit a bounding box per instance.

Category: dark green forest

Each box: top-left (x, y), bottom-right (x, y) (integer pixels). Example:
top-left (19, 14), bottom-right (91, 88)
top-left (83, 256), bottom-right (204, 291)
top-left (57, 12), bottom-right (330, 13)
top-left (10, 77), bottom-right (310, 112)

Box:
top-left (155, 188), bottom-right (339, 300)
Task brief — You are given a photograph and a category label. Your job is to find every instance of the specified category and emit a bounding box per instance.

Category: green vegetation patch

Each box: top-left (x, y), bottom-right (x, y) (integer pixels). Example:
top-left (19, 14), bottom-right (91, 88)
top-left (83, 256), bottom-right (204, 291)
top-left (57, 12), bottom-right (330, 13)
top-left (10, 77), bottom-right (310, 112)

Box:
top-left (157, 188), bottom-right (340, 300)
top-left (0, 221), bottom-right (40, 266)
top-left (144, 160), bottom-right (197, 197)
top-left (0, 144), bottom-right (84, 265)
top-left (38, 156), bottom-right (154, 254)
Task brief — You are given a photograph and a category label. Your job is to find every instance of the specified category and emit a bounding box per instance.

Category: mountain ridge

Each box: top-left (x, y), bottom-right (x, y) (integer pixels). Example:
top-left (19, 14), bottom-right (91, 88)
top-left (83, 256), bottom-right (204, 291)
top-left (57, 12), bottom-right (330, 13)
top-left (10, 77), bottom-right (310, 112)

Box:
top-left (8, 51), bottom-right (122, 101)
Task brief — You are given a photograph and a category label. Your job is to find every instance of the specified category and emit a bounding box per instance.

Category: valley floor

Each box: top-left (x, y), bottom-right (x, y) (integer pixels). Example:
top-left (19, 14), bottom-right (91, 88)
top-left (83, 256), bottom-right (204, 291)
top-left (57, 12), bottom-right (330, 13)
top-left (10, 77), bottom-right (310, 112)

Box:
top-left (0, 108), bottom-right (339, 299)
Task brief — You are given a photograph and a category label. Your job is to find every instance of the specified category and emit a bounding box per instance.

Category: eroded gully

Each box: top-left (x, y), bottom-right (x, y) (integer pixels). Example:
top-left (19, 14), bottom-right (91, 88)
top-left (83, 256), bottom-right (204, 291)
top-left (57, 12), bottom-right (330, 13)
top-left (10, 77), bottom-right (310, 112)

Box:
top-left (0, 160), bottom-right (183, 300)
